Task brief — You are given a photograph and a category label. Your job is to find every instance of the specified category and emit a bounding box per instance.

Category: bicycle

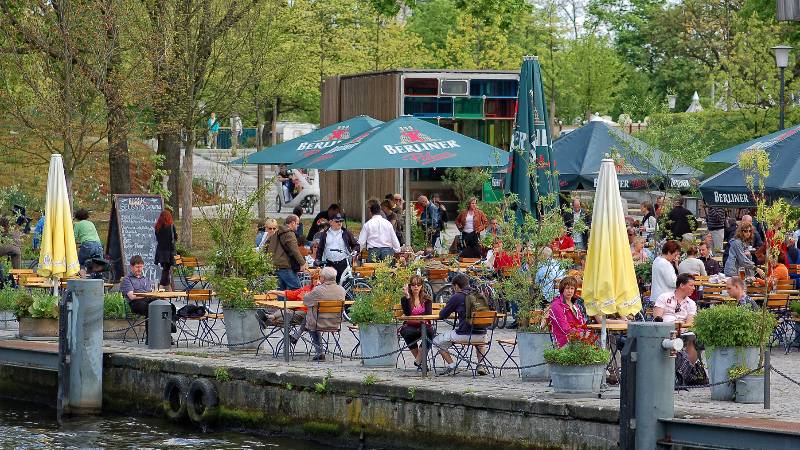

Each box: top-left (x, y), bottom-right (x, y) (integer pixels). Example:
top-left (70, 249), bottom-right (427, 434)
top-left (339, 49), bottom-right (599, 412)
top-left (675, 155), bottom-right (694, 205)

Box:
top-left (324, 249), bottom-right (371, 322)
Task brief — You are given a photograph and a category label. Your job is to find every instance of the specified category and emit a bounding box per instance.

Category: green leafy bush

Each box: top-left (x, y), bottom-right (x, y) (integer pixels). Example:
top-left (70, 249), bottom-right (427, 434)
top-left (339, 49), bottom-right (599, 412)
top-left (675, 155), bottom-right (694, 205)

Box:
top-left (634, 261), bottom-right (652, 285)
top-left (693, 305), bottom-right (775, 348)
top-left (0, 287), bottom-right (17, 311)
top-left (12, 291), bottom-right (34, 318)
top-left (28, 292), bottom-right (59, 319)
top-left (543, 339), bottom-right (610, 366)
top-left (103, 292), bottom-right (130, 319)
top-left (789, 300), bottom-right (800, 316)
top-left (349, 261), bottom-right (420, 325)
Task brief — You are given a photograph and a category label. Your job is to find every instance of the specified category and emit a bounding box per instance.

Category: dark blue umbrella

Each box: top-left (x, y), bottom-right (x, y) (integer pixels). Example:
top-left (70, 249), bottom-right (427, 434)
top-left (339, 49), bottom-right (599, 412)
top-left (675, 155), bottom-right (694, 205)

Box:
top-left (704, 123), bottom-right (800, 163)
top-left (553, 121), bottom-right (701, 191)
top-left (700, 133), bottom-right (800, 206)
top-left (231, 115), bottom-right (383, 165)
top-left (505, 57), bottom-right (559, 220)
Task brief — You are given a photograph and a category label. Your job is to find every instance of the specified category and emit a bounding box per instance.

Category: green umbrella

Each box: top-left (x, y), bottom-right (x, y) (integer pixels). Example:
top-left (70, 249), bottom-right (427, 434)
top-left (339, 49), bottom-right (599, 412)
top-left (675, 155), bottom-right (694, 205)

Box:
top-left (231, 115), bottom-right (383, 165)
top-left (289, 116), bottom-right (508, 170)
top-left (505, 57), bottom-right (559, 220)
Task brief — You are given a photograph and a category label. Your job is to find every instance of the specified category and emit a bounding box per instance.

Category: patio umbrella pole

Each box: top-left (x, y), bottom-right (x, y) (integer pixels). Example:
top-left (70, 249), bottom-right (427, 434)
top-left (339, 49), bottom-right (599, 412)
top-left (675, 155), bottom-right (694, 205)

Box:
top-left (361, 170), bottom-right (366, 224)
top-left (600, 315), bottom-right (607, 349)
top-left (404, 169), bottom-right (411, 247)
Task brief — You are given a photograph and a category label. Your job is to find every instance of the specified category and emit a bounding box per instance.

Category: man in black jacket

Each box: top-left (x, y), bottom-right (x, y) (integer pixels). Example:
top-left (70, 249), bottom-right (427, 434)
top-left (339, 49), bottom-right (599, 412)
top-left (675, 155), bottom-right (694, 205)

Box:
top-left (668, 197), bottom-right (695, 240)
top-left (316, 213), bottom-right (359, 282)
top-left (562, 198), bottom-right (590, 250)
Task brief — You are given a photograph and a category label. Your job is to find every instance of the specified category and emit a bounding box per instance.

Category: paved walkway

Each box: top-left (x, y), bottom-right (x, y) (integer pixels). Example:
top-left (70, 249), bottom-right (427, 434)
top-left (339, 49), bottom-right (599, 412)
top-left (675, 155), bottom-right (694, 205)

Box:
top-left (3, 314), bottom-right (798, 422)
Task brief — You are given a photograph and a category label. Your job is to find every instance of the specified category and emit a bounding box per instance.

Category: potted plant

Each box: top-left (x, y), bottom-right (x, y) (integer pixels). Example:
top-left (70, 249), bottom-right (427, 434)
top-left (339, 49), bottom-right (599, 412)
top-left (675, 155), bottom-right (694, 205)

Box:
top-left (0, 287), bottom-right (17, 329)
top-left (15, 290), bottom-right (60, 338)
top-left (102, 292), bottom-right (144, 339)
top-left (543, 332), bottom-right (610, 395)
top-left (349, 261), bottom-right (417, 367)
top-left (204, 189), bottom-right (276, 350)
top-left (693, 304), bottom-right (774, 401)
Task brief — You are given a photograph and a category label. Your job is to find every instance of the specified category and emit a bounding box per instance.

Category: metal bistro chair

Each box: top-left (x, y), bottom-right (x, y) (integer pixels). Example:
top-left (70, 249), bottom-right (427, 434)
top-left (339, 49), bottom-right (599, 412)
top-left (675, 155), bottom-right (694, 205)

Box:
top-left (175, 289), bottom-right (223, 347)
top-left (443, 310), bottom-right (498, 377)
top-left (174, 255), bottom-right (209, 290)
top-left (310, 300), bottom-right (346, 361)
top-left (497, 309), bottom-right (546, 377)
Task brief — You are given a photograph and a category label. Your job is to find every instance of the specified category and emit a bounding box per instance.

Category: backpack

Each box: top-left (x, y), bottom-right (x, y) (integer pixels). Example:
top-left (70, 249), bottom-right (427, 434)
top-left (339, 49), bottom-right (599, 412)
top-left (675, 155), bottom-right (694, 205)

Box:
top-left (464, 289), bottom-right (490, 327)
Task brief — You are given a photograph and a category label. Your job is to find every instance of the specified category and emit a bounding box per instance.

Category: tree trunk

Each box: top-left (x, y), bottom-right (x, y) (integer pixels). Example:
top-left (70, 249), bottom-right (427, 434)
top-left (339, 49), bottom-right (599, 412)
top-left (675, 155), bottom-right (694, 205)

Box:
top-left (107, 104), bottom-right (131, 194)
top-left (157, 131), bottom-right (181, 217)
top-left (180, 129), bottom-right (195, 249)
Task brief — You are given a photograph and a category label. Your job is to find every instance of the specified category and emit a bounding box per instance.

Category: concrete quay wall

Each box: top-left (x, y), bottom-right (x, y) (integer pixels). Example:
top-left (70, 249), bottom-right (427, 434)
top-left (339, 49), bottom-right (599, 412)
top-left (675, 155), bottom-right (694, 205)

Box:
top-left (102, 353), bottom-right (619, 449)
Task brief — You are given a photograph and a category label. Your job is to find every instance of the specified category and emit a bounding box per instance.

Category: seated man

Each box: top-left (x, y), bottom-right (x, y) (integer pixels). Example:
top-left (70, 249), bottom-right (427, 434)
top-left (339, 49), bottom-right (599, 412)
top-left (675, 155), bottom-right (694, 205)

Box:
top-left (290, 267), bottom-right (346, 361)
top-left (698, 242), bottom-right (721, 275)
top-left (120, 255), bottom-right (176, 331)
top-left (261, 272), bottom-right (321, 326)
top-left (434, 274), bottom-right (489, 376)
top-left (654, 273), bottom-right (698, 362)
top-left (726, 276), bottom-right (758, 311)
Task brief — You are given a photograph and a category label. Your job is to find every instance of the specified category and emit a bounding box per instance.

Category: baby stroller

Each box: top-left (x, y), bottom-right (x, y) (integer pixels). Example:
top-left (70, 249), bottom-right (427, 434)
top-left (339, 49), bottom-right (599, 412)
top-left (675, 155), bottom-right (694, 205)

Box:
top-left (273, 169), bottom-right (319, 215)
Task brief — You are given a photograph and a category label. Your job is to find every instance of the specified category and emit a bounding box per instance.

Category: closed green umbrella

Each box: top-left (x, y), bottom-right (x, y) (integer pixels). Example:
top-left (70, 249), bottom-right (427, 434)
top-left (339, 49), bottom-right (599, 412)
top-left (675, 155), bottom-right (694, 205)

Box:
top-left (289, 115), bottom-right (508, 170)
top-left (505, 57), bottom-right (559, 220)
top-left (231, 115), bottom-right (383, 165)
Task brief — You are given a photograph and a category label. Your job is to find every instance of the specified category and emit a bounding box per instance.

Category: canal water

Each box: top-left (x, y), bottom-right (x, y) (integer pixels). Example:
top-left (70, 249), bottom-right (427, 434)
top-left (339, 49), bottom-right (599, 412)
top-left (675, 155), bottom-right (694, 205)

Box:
top-left (0, 399), bottom-right (337, 449)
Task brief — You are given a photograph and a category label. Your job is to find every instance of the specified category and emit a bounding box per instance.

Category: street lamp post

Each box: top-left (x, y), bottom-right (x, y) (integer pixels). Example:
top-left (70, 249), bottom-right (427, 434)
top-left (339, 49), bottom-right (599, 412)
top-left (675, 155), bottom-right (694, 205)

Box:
top-left (667, 94), bottom-right (677, 111)
top-left (772, 44), bottom-right (793, 130)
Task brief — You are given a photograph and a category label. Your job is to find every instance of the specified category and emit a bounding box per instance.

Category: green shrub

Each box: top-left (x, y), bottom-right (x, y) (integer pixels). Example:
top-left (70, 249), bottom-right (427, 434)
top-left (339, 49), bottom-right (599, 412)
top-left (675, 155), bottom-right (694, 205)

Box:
top-left (0, 287), bottom-right (17, 311)
top-left (789, 300), bottom-right (800, 316)
top-left (693, 304), bottom-right (775, 348)
top-left (103, 292), bottom-right (130, 319)
top-left (12, 290), bottom-right (34, 318)
top-left (28, 292), bottom-right (59, 319)
top-left (348, 261), bottom-right (420, 325)
top-left (543, 339), bottom-right (610, 366)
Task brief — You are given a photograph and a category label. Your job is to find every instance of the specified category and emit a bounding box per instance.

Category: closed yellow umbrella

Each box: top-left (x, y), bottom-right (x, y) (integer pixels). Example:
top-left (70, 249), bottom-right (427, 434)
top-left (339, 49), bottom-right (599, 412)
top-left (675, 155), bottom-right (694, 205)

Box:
top-left (583, 158), bottom-right (641, 318)
top-left (38, 154), bottom-right (80, 280)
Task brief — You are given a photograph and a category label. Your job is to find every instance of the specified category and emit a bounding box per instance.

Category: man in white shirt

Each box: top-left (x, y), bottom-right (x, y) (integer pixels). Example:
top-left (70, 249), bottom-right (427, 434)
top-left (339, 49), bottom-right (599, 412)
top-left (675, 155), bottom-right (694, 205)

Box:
top-left (230, 113), bottom-right (243, 153)
top-left (650, 240), bottom-right (681, 302)
top-left (654, 273), bottom-right (698, 362)
top-left (317, 214), bottom-right (358, 282)
top-left (358, 203), bottom-right (401, 262)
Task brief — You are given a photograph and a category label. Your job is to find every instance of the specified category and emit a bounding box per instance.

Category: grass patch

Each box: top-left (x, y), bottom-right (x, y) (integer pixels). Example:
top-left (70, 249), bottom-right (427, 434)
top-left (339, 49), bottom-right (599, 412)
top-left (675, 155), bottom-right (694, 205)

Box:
top-left (214, 366), bottom-right (231, 382)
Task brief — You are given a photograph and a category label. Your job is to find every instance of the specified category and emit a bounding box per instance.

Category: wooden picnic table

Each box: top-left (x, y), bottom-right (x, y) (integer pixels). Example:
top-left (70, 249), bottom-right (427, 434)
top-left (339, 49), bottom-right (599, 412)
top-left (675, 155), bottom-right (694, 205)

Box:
top-left (255, 299), bottom-right (355, 309)
top-left (138, 291), bottom-right (189, 300)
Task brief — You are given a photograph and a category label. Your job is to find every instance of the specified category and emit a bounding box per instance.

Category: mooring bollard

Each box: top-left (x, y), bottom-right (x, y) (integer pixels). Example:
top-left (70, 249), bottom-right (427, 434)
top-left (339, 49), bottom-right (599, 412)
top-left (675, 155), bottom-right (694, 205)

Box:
top-left (65, 279), bottom-right (104, 414)
top-left (622, 322), bottom-right (679, 449)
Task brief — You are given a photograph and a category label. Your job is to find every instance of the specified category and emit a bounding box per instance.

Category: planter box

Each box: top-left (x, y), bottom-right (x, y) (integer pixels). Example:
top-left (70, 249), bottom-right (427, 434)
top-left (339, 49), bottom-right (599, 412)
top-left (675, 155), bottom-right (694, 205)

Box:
top-left (708, 346), bottom-right (759, 401)
top-left (359, 323), bottom-right (398, 367)
top-left (518, 331), bottom-right (550, 380)
top-left (223, 307), bottom-right (263, 350)
top-left (548, 364), bottom-right (605, 395)
top-left (103, 319), bottom-right (145, 340)
top-left (18, 317), bottom-right (59, 339)
top-left (735, 374), bottom-right (764, 404)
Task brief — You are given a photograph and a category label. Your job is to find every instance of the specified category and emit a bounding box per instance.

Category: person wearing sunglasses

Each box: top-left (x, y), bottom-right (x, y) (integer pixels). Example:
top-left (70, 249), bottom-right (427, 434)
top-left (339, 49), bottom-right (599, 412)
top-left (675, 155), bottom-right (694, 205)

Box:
top-left (256, 218), bottom-right (279, 250)
top-left (723, 223), bottom-right (764, 279)
top-left (400, 274), bottom-right (433, 370)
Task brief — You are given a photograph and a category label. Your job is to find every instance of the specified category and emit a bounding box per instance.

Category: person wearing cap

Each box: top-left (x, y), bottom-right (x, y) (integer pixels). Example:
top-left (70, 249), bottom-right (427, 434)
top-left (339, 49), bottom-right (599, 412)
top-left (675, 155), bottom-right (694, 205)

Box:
top-left (317, 213), bottom-right (359, 282)
top-left (359, 203), bottom-right (401, 262)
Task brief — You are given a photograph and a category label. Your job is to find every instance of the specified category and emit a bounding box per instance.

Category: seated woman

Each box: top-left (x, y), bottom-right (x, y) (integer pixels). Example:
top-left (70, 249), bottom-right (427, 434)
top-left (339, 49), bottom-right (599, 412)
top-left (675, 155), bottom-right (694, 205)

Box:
top-left (485, 240), bottom-right (518, 272)
top-left (724, 223), bottom-right (765, 279)
top-left (552, 228), bottom-right (575, 252)
top-left (547, 276), bottom-right (588, 348)
top-left (630, 237), bottom-right (652, 263)
top-left (677, 246), bottom-right (707, 276)
top-left (262, 272), bottom-right (321, 326)
top-left (399, 275), bottom-right (433, 369)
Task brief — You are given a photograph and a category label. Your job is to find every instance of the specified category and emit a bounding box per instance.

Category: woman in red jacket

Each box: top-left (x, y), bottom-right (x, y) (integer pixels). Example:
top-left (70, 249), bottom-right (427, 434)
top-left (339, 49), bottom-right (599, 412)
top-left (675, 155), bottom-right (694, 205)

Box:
top-left (455, 197), bottom-right (489, 259)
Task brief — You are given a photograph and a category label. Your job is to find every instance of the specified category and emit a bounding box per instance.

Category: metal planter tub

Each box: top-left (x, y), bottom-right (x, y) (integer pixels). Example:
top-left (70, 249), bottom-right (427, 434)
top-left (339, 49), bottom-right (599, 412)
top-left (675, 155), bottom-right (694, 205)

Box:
top-left (359, 323), bottom-right (398, 367)
top-left (735, 375), bottom-right (764, 404)
top-left (517, 332), bottom-right (551, 380)
top-left (222, 308), bottom-right (263, 350)
top-left (708, 346), bottom-right (759, 401)
top-left (18, 318), bottom-right (59, 339)
top-left (548, 363), bottom-right (605, 395)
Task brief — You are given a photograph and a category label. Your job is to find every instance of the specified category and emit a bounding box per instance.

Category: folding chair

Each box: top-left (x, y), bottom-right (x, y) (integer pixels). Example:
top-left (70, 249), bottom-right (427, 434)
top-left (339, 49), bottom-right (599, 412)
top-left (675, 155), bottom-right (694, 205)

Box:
top-left (310, 300), bottom-right (345, 361)
top-left (175, 289), bottom-right (222, 347)
top-left (765, 293), bottom-right (791, 350)
top-left (497, 310), bottom-right (544, 377)
top-left (174, 255), bottom-right (208, 290)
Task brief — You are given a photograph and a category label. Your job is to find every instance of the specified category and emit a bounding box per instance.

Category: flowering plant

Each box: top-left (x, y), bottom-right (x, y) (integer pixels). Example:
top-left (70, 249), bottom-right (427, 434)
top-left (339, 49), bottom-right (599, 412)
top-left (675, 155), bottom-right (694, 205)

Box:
top-left (543, 332), bottom-right (609, 366)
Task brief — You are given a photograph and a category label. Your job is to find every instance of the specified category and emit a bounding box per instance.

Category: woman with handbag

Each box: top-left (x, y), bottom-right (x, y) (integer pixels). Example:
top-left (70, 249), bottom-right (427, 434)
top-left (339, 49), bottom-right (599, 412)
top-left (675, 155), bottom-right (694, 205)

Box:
top-left (154, 209), bottom-right (178, 290)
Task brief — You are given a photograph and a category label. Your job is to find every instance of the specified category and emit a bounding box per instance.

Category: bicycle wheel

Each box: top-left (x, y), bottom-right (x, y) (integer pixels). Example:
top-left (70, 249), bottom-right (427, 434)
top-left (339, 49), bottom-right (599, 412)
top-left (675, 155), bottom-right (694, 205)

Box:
top-left (422, 281), bottom-right (434, 301)
top-left (272, 194), bottom-right (282, 213)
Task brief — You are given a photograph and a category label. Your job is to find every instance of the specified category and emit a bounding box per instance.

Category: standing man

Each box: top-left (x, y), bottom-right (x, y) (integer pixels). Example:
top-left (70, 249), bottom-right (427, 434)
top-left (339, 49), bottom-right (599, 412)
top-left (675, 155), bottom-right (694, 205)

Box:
top-left (230, 113), bottom-right (243, 154)
top-left (418, 195), bottom-right (440, 247)
top-left (207, 112), bottom-right (220, 149)
top-left (265, 215), bottom-right (307, 290)
top-left (668, 196), bottom-right (695, 241)
top-left (317, 213), bottom-right (359, 282)
top-left (563, 198), bottom-right (590, 251)
top-left (705, 205), bottom-right (726, 253)
top-left (358, 204), bottom-right (400, 262)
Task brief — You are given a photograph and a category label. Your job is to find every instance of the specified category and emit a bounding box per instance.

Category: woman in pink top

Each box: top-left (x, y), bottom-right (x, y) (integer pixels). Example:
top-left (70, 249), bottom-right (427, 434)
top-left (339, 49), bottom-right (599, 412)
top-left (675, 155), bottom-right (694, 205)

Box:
top-left (547, 276), bottom-right (587, 347)
top-left (399, 274), bottom-right (433, 369)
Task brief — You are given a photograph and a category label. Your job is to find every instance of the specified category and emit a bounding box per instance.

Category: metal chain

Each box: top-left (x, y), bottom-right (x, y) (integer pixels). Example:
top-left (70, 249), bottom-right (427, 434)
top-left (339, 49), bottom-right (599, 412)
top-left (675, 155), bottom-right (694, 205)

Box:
top-left (425, 335), bottom-right (548, 371)
top-left (296, 334), bottom-right (420, 360)
top-left (675, 365), bottom-right (764, 391)
top-left (770, 365), bottom-right (800, 387)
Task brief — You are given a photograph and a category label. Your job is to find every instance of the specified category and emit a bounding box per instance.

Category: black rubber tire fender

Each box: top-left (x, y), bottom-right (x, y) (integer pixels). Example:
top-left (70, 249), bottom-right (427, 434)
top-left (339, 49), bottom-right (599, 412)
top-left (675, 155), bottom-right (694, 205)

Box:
top-left (186, 378), bottom-right (220, 425)
top-left (162, 375), bottom-right (190, 422)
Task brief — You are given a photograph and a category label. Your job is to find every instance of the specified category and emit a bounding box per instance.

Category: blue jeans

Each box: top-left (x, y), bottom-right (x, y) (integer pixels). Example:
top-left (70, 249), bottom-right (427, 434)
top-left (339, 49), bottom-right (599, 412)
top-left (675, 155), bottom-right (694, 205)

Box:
top-left (277, 268), bottom-right (301, 290)
top-left (78, 241), bottom-right (104, 267)
top-left (367, 247), bottom-right (395, 263)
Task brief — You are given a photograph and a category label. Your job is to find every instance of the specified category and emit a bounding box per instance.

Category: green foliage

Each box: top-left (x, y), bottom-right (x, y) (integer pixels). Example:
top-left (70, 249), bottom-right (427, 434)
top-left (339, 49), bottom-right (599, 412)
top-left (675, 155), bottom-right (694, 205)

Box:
top-left (693, 305), bottom-right (776, 348)
top-left (11, 290), bottom-right (34, 318)
top-left (0, 185), bottom-right (42, 216)
top-left (205, 188), bottom-right (277, 309)
top-left (0, 287), bottom-right (17, 311)
top-left (407, 386), bottom-right (416, 399)
top-left (28, 292), bottom-right (59, 319)
top-left (362, 374), bottom-right (378, 385)
top-left (103, 291), bottom-right (130, 319)
top-left (543, 340), bottom-right (611, 366)
top-left (147, 154), bottom-right (171, 202)
top-left (214, 367), bottom-right (231, 382)
top-left (634, 261), bottom-right (652, 285)
top-left (728, 364), bottom-right (763, 379)
top-left (314, 369), bottom-right (332, 394)
top-left (349, 261), bottom-right (421, 325)
top-left (789, 300), bottom-right (800, 316)
top-left (442, 168), bottom-right (491, 210)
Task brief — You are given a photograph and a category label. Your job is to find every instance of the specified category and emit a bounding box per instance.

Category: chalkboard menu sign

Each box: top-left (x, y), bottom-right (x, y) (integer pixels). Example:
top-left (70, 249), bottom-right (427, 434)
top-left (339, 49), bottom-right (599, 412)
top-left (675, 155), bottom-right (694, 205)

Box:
top-left (107, 195), bottom-right (164, 282)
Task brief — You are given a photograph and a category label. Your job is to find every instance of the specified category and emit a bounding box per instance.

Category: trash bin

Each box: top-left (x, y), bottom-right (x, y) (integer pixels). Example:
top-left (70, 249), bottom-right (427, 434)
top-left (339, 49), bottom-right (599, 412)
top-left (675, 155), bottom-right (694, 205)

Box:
top-left (148, 300), bottom-right (172, 349)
